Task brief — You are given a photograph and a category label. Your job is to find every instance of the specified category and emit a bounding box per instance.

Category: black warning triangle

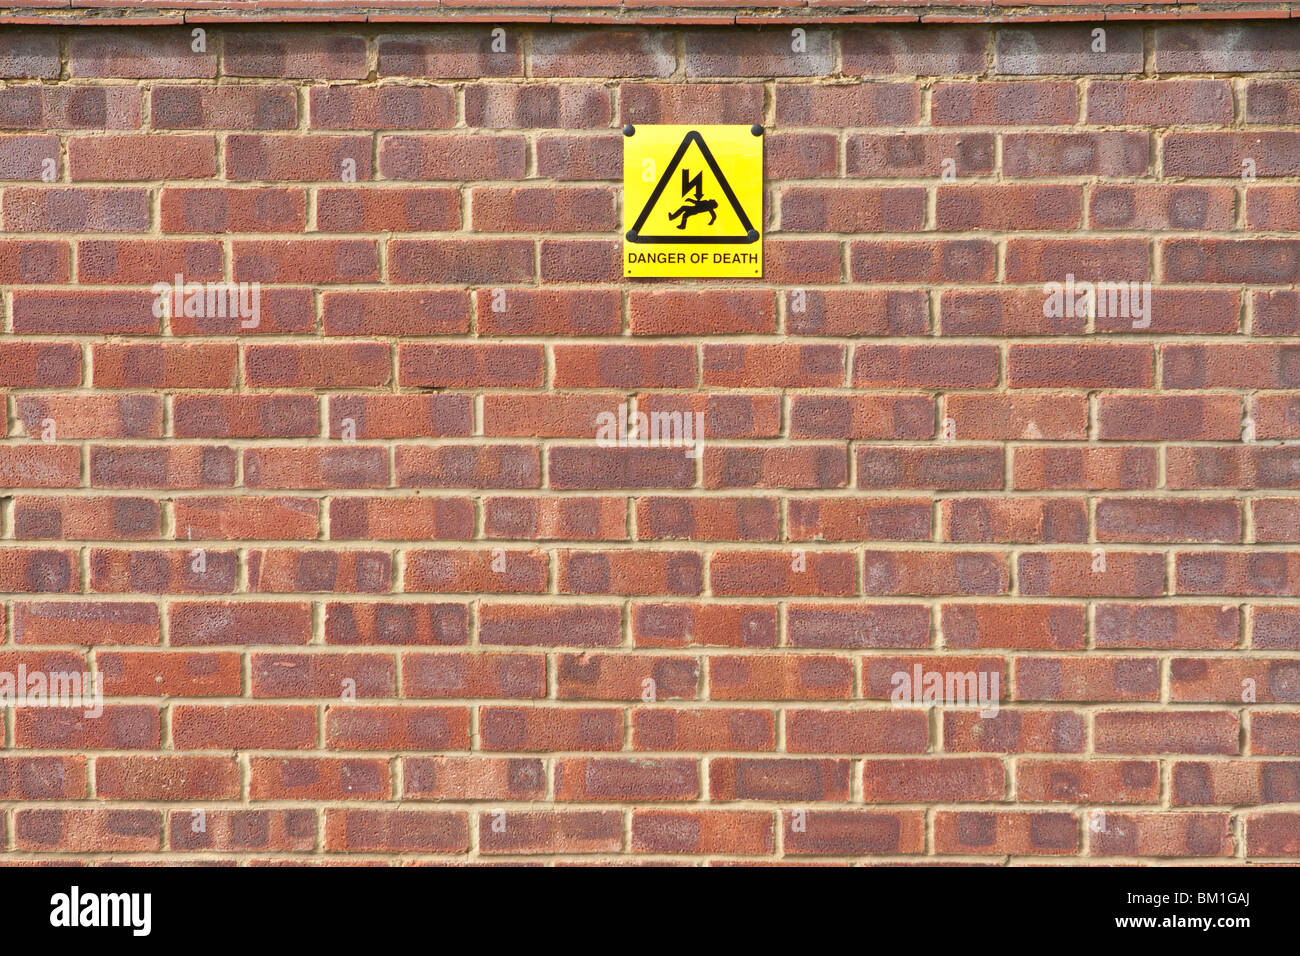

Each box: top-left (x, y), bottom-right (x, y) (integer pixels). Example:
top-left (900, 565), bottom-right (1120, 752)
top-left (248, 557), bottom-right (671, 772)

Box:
top-left (627, 130), bottom-right (759, 245)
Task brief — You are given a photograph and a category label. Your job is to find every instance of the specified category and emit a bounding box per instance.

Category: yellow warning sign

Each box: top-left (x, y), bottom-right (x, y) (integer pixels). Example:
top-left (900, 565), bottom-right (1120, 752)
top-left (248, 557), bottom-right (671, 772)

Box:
top-left (623, 124), bottom-right (763, 278)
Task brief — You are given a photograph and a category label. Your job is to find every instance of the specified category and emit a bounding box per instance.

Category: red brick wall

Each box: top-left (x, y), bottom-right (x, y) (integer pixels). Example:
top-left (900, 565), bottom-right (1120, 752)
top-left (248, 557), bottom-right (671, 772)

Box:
top-left (1, 18), bottom-right (1299, 863)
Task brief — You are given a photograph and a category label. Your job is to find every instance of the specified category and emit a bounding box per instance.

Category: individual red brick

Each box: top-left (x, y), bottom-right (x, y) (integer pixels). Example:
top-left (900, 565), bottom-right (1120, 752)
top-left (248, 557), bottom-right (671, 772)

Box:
top-left (153, 85), bottom-right (297, 129)
top-left (89, 547), bottom-right (237, 595)
top-left (234, 239), bottom-right (378, 284)
top-left (1246, 813), bottom-right (1300, 856)
top-left (935, 810), bottom-right (1079, 855)
top-left (1245, 79), bottom-right (1300, 123)
top-left (404, 756), bottom-right (544, 801)
top-left (0, 342), bottom-right (80, 386)
top-left (786, 710), bottom-right (928, 754)
top-left (846, 131), bottom-right (993, 179)
top-left (379, 133), bottom-right (527, 180)
top-left (322, 290), bottom-right (468, 337)
top-left (1013, 446), bottom-right (1158, 490)
top-left (0, 549), bottom-right (79, 593)
top-left (620, 83), bottom-right (765, 124)
top-left (326, 603), bottom-right (469, 647)
top-left (1171, 237), bottom-right (1300, 283)
top-left (1177, 551), bottom-right (1300, 596)
top-left (1096, 498), bottom-right (1240, 544)
top-left (775, 83), bottom-right (919, 126)
top-left (478, 603), bottom-right (622, 648)
top-left (942, 604), bottom-right (1085, 650)
top-left (863, 550), bottom-right (1008, 596)
top-left (944, 710), bottom-right (1085, 754)
top-left (946, 394), bottom-right (1086, 441)
top-left (325, 809), bottom-right (468, 853)
top-left (704, 446), bottom-right (847, 490)
top-left (937, 185), bottom-right (1081, 231)
top-left (174, 395), bottom-right (318, 439)
top-left (1165, 344), bottom-right (1300, 389)
top-left (1256, 499), bottom-right (1300, 543)
top-left (1096, 711), bottom-right (1239, 755)
top-left (396, 445), bottom-right (540, 489)
top-left (788, 497), bottom-right (930, 542)
top-left (169, 601), bottom-right (312, 647)
top-left (160, 186), bottom-right (306, 233)
top-left (318, 187), bottom-right (460, 232)
top-left (246, 548), bottom-right (390, 594)
top-left (486, 495), bottom-right (625, 540)
top-left (471, 185), bottom-right (615, 233)
top-left (251, 757), bottom-right (391, 801)
top-left (0, 135), bottom-right (60, 185)
top-left (0, 756), bottom-right (86, 800)
top-left (853, 344), bottom-right (997, 389)
top-left (630, 290), bottom-right (774, 336)
top-left (843, 24), bottom-right (985, 74)
top-left (330, 496), bottom-right (472, 541)
top-left (1166, 445), bottom-right (1300, 490)
top-left (1248, 186), bottom-right (1300, 230)
top-left (703, 344), bottom-right (843, 388)
top-left (245, 343), bottom-right (390, 388)
top-left (941, 497), bottom-right (1087, 543)
top-left (1092, 812), bottom-right (1233, 858)
top-left (933, 81), bottom-right (1075, 125)
top-left (14, 706), bottom-right (159, 750)
top-left (1096, 604), bottom-right (1239, 650)
top-left (68, 134), bottom-right (216, 181)
top-left (98, 649), bottom-right (239, 696)
top-left (631, 809), bottom-right (772, 855)
top-left (995, 23), bottom-right (1139, 72)
top-left (250, 651), bottom-right (393, 698)
top-left (782, 809), bottom-right (926, 856)
top-left (1018, 551), bottom-right (1165, 597)
top-left (399, 343), bottom-right (542, 389)
top-left (632, 707), bottom-right (775, 751)
top-left (401, 652), bottom-right (544, 699)
top-left (1008, 344), bottom-right (1153, 388)
top-left (710, 550), bottom-right (856, 597)
top-left (405, 548), bottom-right (546, 594)
top-left (708, 655), bottom-right (853, 700)
top-left (633, 604), bottom-right (778, 649)
top-left (850, 239), bottom-right (996, 283)
top-left (861, 758), bottom-right (1005, 802)
top-left (1252, 713), bottom-right (1300, 755)
top-left (1090, 184), bottom-right (1235, 232)
top-left (559, 550), bottom-right (701, 596)
top-left (1015, 657), bottom-right (1159, 702)
top-left (323, 705), bottom-right (469, 751)
top-left (309, 85), bottom-right (454, 131)
top-left (3, 186), bottom-right (149, 232)
top-left (480, 706), bottom-right (621, 752)
top-left (15, 810), bottom-right (161, 853)
top-left (1003, 131), bottom-right (1149, 177)
top-left (466, 83), bottom-right (611, 129)
top-left (0, 32), bottom-right (60, 79)
top-left (70, 32), bottom-right (216, 79)
top-left (0, 447), bottom-right (81, 489)
top-left (1164, 133), bottom-right (1300, 179)
top-left (95, 756), bottom-right (238, 801)
top-left (481, 809), bottom-right (622, 854)
top-left (858, 446), bottom-right (1004, 490)
top-left (93, 343), bottom-right (236, 389)
top-left (710, 758), bottom-right (849, 802)
top-left (1017, 758), bottom-right (1159, 803)
top-left (554, 758), bottom-right (698, 801)
top-left (786, 604), bottom-right (930, 649)
top-left (377, 27), bottom-right (522, 78)
top-left (16, 395), bottom-right (162, 439)
top-left (13, 601), bottom-right (159, 645)
top-left (91, 445), bottom-right (235, 489)
top-left (172, 809), bottom-right (315, 852)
